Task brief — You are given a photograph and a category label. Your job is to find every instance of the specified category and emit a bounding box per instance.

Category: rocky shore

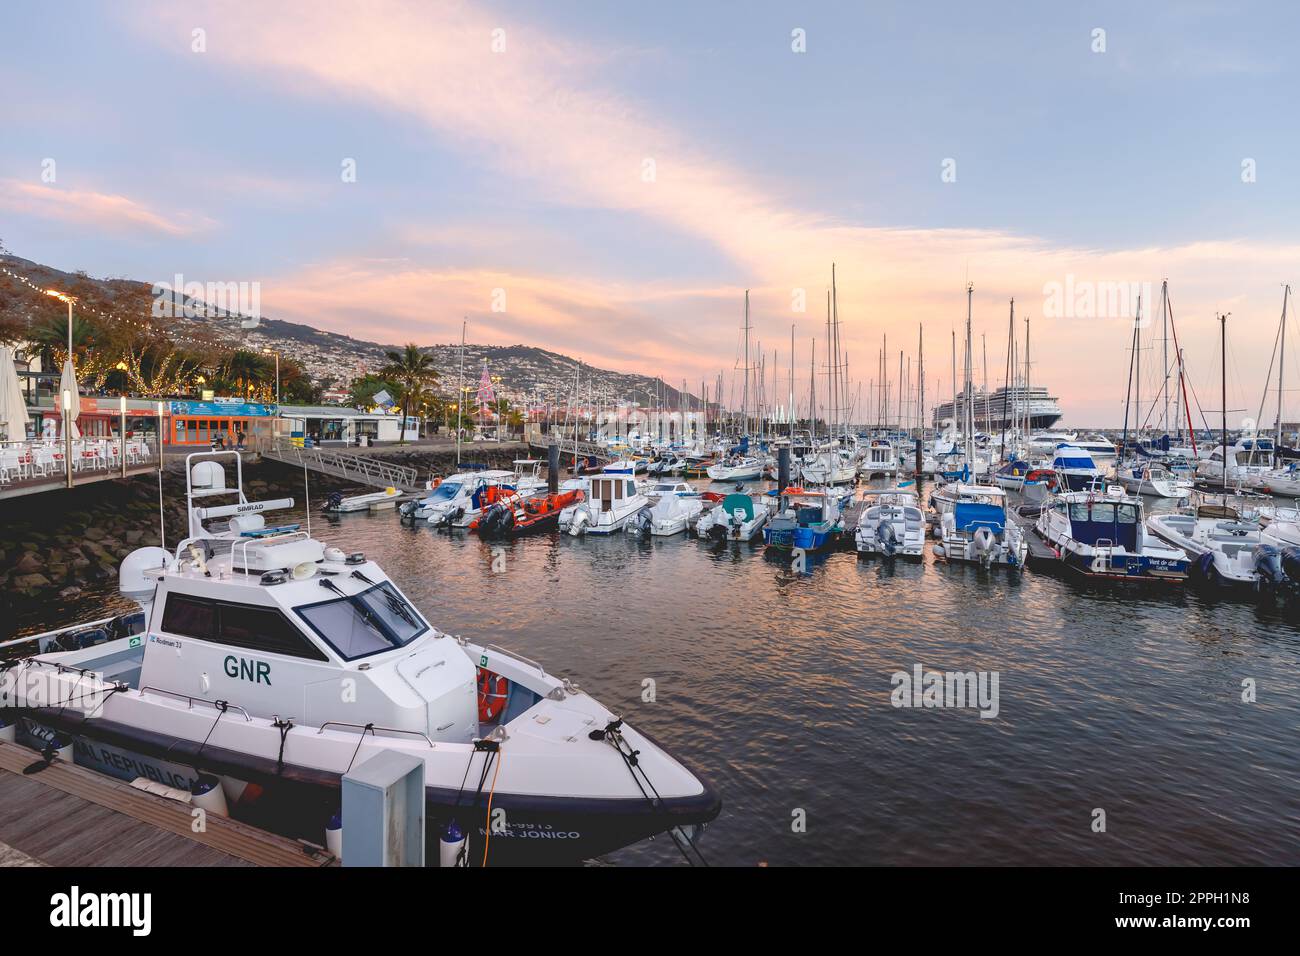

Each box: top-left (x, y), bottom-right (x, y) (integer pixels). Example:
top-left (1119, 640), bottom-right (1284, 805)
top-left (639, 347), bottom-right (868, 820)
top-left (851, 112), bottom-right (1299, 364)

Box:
top-left (0, 444), bottom-right (540, 626)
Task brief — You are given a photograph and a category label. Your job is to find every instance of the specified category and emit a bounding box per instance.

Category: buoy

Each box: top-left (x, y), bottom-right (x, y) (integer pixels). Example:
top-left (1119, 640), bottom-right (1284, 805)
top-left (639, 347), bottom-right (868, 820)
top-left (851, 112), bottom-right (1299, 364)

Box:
top-left (0, 719), bottom-right (15, 744)
top-left (439, 819), bottom-right (467, 867)
top-left (190, 773), bottom-right (229, 817)
top-left (325, 812), bottom-right (343, 859)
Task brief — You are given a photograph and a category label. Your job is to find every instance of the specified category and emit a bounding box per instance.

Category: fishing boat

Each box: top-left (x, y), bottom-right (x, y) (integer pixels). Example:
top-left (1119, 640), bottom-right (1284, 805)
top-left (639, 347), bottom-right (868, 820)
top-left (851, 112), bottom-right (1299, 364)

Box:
top-left (628, 494), bottom-right (703, 537)
top-left (933, 484), bottom-right (1027, 569)
top-left (322, 487), bottom-right (403, 513)
top-left (1049, 444), bottom-right (1104, 491)
top-left (473, 488), bottom-right (585, 538)
top-left (762, 487), bottom-right (845, 552)
top-left (855, 488), bottom-right (925, 558)
top-left (695, 492), bottom-right (770, 542)
top-left (559, 473), bottom-right (650, 535)
top-left (1116, 461), bottom-right (1193, 499)
top-left (1035, 484), bottom-right (1189, 581)
top-left (0, 452), bottom-right (720, 866)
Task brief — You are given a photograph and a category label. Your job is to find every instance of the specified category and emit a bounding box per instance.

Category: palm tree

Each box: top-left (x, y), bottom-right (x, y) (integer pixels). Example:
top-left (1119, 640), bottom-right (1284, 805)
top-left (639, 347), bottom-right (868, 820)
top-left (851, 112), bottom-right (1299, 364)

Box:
top-left (380, 344), bottom-right (438, 444)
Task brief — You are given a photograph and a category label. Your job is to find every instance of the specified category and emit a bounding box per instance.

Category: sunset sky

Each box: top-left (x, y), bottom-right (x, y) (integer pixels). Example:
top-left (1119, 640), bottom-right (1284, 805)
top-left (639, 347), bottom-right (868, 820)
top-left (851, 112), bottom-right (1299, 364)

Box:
top-left (3, 0), bottom-right (1299, 425)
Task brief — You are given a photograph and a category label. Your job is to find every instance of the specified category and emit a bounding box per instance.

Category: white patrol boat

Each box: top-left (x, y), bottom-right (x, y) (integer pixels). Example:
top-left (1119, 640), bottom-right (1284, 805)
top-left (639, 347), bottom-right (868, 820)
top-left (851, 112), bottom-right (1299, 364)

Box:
top-left (0, 453), bottom-right (719, 866)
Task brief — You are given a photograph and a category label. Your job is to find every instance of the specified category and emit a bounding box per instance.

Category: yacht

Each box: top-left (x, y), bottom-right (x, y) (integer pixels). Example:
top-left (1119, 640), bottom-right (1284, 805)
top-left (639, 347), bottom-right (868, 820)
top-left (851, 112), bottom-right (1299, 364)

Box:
top-left (857, 439), bottom-right (899, 478)
top-left (798, 445), bottom-right (857, 485)
top-left (1035, 485), bottom-right (1189, 581)
top-left (629, 494), bottom-right (703, 537)
top-left (1196, 440), bottom-right (1274, 488)
top-left (0, 453), bottom-right (720, 866)
top-left (705, 454), bottom-right (765, 482)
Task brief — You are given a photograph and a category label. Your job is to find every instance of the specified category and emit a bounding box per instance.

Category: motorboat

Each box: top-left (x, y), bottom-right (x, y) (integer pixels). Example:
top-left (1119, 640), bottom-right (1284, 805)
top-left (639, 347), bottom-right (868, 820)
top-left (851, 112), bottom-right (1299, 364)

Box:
top-left (993, 459), bottom-right (1033, 492)
top-left (695, 492), bottom-right (770, 542)
top-left (1035, 485), bottom-right (1189, 581)
top-left (1116, 461), bottom-right (1194, 499)
top-left (559, 473), bottom-right (650, 535)
top-left (510, 459), bottom-right (548, 496)
top-left (399, 470), bottom-right (518, 526)
top-left (1049, 444), bottom-right (1103, 491)
top-left (1145, 492), bottom-right (1296, 590)
top-left (628, 494), bottom-right (703, 537)
top-left (762, 487), bottom-right (845, 552)
top-left (322, 487), bottom-right (403, 513)
top-left (856, 439), bottom-right (899, 478)
top-left (855, 488), bottom-right (925, 559)
top-left (472, 488), bottom-right (585, 538)
top-left (0, 452), bottom-right (720, 866)
top-left (706, 455), bottom-right (765, 482)
top-left (933, 484), bottom-right (1027, 569)
top-left (641, 479), bottom-right (699, 499)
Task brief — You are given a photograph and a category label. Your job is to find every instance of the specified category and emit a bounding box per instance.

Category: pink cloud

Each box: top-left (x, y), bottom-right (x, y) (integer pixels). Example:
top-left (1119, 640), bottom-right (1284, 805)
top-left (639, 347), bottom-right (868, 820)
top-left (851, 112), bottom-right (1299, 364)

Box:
top-left (125, 1), bottom-right (1300, 425)
top-left (0, 180), bottom-right (214, 237)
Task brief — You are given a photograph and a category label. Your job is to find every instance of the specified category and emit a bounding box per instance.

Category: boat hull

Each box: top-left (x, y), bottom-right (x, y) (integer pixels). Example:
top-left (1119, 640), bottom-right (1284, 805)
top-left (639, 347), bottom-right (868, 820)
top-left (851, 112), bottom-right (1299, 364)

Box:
top-left (14, 711), bottom-right (721, 867)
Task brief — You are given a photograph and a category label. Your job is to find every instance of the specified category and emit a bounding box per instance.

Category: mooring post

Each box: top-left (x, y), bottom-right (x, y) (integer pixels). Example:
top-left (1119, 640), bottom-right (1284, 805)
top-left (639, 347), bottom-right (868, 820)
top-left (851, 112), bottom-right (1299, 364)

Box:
top-left (547, 441), bottom-right (560, 493)
top-left (778, 445), bottom-right (790, 493)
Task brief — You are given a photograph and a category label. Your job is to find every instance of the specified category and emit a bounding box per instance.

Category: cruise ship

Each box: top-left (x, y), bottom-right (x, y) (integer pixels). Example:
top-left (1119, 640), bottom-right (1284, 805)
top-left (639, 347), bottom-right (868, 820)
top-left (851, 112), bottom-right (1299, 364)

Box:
top-left (932, 385), bottom-right (1063, 432)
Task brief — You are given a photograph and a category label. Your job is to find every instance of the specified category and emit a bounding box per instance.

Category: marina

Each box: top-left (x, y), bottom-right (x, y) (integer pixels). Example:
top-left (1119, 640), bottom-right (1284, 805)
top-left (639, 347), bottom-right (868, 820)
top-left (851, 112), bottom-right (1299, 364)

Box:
top-left (1, 3), bottom-right (1295, 931)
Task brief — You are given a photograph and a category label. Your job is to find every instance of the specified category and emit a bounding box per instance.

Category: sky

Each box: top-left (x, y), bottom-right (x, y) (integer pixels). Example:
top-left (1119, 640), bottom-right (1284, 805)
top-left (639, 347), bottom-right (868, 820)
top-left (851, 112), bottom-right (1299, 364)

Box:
top-left (2, 0), bottom-right (1299, 426)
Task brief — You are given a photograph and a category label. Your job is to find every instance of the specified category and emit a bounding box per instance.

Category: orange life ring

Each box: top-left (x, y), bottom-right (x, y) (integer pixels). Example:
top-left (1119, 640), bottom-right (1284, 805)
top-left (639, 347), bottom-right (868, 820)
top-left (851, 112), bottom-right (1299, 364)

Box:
top-left (477, 668), bottom-right (509, 722)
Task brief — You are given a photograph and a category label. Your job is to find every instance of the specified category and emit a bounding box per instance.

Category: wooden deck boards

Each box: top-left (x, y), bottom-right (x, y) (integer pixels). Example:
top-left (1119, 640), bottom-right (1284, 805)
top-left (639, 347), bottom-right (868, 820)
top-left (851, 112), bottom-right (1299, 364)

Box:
top-left (0, 742), bottom-right (334, 867)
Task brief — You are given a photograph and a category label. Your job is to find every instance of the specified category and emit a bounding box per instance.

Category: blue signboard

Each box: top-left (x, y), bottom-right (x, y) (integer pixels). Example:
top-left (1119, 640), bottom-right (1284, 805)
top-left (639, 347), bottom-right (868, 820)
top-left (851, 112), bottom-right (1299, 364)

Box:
top-left (168, 400), bottom-right (275, 417)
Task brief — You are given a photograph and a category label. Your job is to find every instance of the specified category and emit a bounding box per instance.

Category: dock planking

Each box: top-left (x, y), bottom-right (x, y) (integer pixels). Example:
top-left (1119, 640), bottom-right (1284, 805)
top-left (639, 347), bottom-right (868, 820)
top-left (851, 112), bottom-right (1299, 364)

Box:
top-left (0, 742), bottom-right (334, 867)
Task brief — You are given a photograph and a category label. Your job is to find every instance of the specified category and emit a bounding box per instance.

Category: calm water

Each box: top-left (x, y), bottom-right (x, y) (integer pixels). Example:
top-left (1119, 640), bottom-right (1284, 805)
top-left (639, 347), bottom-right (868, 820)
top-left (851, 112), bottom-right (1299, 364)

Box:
top-left (13, 477), bottom-right (1300, 866)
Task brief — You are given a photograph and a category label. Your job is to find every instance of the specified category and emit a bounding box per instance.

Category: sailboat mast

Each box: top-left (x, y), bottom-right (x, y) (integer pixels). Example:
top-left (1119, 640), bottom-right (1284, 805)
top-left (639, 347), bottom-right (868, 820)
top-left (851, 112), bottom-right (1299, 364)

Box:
top-left (742, 290), bottom-right (751, 438)
top-left (1001, 299), bottom-right (1014, 462)
top-left (1220, 312), bottom-right (1229, 495)
top-left (455, 318), bottom-right (466, 467)
top-left (918, 324), bottom-right (925, 442)
top-left (1277, 286), bottom-right (1290, 465)
top-left (964, 283), bottom-right (975, 464)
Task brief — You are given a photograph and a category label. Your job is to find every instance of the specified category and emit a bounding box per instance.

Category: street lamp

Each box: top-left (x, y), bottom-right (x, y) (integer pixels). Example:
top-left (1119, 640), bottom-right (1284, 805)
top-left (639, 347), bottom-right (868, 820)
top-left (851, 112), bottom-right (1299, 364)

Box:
top-left (262, 347), bottom-right (280, 406)
top-left (45, 289), bottom-right (76, 356)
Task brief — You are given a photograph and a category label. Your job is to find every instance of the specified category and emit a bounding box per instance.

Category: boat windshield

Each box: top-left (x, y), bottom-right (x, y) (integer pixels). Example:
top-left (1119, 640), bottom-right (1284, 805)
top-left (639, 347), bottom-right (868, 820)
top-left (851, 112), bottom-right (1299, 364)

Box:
top-left (427, 481), bottom-right (462, 502)
top-left (296, 581), bottom-right (428, 661)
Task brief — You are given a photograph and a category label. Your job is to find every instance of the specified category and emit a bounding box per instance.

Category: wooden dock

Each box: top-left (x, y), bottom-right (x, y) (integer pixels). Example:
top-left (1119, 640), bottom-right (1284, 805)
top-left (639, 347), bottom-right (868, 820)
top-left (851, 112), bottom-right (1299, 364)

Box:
top-left (0, 742), bottom-right (334, 867)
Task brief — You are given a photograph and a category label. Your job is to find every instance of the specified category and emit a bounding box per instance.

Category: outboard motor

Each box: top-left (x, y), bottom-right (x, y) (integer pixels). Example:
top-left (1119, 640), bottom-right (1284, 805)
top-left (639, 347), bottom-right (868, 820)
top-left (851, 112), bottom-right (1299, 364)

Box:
top-left (972, 526), bottom-right (995, 567)
top-left (1190, 550), bottom-right (1221, 586)
top-left (1254, 545), bottom-right (1286, 589)
top-left (1281, 546), bottom-right (1300, 586)
top-left (631, 509), bottom-right (651, 537)
top-left (323, 491), bottom-right (344, 512)
top-left (876, 520), bottom-right (898, 558)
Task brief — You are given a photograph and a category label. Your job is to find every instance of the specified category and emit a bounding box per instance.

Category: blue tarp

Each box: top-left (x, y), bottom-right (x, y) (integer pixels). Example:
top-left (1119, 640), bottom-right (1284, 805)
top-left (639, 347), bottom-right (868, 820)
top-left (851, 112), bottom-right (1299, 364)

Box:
top-left (954, 501), bottom-right (1005, 534)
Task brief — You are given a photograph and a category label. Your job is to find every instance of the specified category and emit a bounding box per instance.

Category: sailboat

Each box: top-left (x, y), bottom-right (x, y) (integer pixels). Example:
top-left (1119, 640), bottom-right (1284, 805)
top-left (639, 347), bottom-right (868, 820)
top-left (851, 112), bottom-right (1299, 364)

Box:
top-left (1145, 313), bottom-right (1298, 592)
top-left (0, 452), bottom-right (721, 866)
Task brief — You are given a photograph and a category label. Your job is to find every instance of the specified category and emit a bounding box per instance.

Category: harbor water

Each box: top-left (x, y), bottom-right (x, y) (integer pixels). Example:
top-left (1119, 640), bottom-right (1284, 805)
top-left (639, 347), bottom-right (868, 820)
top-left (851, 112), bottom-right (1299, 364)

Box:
top-left (10, 476), bottom-right (1299, 866)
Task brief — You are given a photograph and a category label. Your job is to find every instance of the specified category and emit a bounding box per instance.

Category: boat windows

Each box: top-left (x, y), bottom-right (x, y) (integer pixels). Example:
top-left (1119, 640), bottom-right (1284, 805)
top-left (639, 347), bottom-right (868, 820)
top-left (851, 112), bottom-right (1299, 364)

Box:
top-left (160, 594), bottom-right (329, 661)
top-left (296, 582), bottom-right (427, 661)
top-left (1116, 503), bottom-right (1139, 524)
top-left (1091, 502), bottom-right (1116, 523)
top-left (1069, 502), bottom-right (1090, 521)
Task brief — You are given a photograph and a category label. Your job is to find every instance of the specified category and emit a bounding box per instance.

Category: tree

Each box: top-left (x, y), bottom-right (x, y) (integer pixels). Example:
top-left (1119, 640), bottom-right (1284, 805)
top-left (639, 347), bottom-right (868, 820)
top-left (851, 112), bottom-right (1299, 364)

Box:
top-left (380, 343), bottom-right (438, 444)
top-left (347, 374), bottom-right (402, 410)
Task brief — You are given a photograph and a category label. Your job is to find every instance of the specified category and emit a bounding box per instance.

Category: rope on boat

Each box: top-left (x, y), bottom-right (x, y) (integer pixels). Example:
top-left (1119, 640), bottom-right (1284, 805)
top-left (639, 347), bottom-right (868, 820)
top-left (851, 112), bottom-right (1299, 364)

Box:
top-left (195, 700), bottom-right (230, 760)
top-left (344, 723), bottom-right (376, 775)
top-left (273, 717), bottom-right (295, 774)
top-left (451, 738), bottom-right (502, 867)
top-left (589, 718), bottom-right (710, 867)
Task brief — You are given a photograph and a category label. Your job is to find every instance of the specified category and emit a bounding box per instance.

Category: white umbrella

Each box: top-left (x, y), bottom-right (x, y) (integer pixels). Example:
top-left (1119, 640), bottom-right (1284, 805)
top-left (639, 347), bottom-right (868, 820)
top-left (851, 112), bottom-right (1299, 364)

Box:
top-left (59, 357), bottom-right (81, 440)
top-left (0, 346), bottom-right (30, 442)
